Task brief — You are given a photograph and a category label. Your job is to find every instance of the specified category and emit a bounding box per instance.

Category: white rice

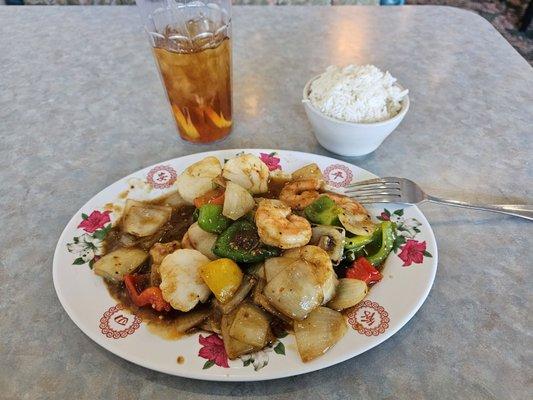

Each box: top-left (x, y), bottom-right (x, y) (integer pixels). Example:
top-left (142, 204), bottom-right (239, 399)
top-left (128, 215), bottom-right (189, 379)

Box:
top-left (308, 64), bottom-right (408, 123)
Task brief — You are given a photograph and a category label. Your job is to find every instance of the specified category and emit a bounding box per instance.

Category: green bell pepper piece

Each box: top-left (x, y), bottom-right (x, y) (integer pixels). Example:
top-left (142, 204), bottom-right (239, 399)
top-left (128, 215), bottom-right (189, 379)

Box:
top-left (366, 221), bottom-right (395, 266)
top-left (304, 195), bottom-right (342, 226)
top-left (212, 220), bottom-right (281, 263)
top-left (197, 204), bottom-right (231, 234)
top-left (344, 225), bottom-right (382, 251)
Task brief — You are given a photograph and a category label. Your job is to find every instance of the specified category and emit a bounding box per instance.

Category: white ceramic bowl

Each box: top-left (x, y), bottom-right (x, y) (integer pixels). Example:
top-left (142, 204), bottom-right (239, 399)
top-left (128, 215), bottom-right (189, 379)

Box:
top-left (302, 75), bottom-right (410, 157)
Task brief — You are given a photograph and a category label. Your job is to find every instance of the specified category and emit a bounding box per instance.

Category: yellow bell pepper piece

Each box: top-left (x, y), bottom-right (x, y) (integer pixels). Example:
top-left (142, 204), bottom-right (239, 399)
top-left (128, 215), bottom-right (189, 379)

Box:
top-left (201, 258), bottom-right (243, 303)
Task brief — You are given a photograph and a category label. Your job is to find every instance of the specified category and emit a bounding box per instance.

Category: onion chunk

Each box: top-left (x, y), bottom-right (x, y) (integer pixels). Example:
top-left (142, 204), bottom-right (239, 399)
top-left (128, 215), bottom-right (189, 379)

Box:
top-left (310, 225), bottom-right (345, 263)
top-left (222, 181), bottom-right (255, 220)
top-left (327, 278), bottom-right (368, 311)
top-left (122, 199), bottom-right (172, 238)
top-left (221, 309), bottom-right (256, 359)
top-left (263, 260), bottom-right (322, 320)
top-left (338, 211), bottom-right (375, 237)
top-left (93, 248), bottom-right (148, 282)
top-left (264, 256), bottom-right (293, 282)
top-left (291, 163), bottom-right (324, 183)
top-left (229, 303), bottom-right (271, 348)
top-left (294, 307), bottom-right (347, 362)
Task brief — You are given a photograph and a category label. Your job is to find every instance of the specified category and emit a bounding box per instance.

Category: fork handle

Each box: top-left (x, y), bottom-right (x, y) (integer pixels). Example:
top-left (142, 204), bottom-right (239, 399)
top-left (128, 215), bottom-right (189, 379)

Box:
top-left (425, 195), bottom-right (533, 221)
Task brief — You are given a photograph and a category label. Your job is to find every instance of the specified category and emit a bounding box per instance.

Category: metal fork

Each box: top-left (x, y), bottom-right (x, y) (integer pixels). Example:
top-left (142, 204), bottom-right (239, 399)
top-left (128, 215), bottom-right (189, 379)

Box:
top-left (345, 177), bottom-right (533, 221)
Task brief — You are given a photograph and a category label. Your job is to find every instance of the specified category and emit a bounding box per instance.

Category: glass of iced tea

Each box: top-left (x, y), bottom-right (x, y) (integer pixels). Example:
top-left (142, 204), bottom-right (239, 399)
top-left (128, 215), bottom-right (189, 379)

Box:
top-left (138, 0), bottom-right (232, 143)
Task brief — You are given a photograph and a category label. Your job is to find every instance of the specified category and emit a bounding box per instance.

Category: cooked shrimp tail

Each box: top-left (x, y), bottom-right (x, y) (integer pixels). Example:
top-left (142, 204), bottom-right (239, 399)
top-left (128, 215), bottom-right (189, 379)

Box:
top-left (255, 199), bottom-right (312, 249)
top-left (279, 178), bottom-right (324, 210)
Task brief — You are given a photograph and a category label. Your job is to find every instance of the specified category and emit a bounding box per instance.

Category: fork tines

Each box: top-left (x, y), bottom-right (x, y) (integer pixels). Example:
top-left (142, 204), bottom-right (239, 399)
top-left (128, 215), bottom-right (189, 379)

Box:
top-left (345, 177), bottom-right (402, 204)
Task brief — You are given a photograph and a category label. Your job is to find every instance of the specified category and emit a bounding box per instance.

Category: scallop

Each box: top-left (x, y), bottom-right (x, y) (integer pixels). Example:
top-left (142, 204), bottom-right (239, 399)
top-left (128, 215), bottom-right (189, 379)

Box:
top-left (159, 249), bottom-right (211, 312)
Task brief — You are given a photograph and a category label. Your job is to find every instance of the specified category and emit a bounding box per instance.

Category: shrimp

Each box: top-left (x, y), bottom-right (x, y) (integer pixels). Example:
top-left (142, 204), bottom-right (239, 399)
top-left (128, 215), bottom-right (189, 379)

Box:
top-left (324, 193), bottom-right (375, 236)
top-left (222, 153), bottom-right (270, 194)
top-left (324, 193), bottom-right (370, 218)
top-left (279, 178), bottom-right (323, 210)
top-left (255, 199), bottom-right (312, 249)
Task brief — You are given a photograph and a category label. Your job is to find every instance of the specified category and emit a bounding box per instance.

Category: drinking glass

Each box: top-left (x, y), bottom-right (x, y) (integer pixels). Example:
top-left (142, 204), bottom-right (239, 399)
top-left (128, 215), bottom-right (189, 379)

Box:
top-left (137, 0), bottom-right (232, 143)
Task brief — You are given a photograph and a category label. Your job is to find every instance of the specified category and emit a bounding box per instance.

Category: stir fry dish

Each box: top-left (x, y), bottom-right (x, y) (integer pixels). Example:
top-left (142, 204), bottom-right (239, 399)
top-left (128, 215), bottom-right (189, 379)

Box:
top-left (92, 154), bottom-right (396, 362)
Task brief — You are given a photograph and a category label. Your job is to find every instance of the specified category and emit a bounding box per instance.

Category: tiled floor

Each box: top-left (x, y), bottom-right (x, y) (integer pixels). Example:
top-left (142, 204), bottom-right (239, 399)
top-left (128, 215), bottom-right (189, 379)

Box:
top-left (21, 0), bottom-right (532, 63)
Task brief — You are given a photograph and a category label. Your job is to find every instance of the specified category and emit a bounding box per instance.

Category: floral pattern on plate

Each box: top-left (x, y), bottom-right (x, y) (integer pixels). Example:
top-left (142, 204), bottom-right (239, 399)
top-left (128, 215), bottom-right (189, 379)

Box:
top-left (198, 333), bottom-right (285, 371)
top-left (378, 208), bottom-right (433, 266)
top-left (67, 210), bottom-right (112, 267)
top-left (259, 152), bottom-right (282, 171)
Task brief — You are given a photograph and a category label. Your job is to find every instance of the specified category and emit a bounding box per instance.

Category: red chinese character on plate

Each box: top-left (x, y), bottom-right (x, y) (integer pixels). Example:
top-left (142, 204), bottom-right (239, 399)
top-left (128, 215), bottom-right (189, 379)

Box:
top-left (347, 300), bottom-right (390, 336)
top-left (361, 311), bottom-right (376, 326)
top-left (99, 304), bottom-right (141, 339)
top-left (113, 314), bottom-right (129, 326)
top-left (323, 164), bottom-right (353, 188)
top-left (147, 165), bottom-right (177, 189)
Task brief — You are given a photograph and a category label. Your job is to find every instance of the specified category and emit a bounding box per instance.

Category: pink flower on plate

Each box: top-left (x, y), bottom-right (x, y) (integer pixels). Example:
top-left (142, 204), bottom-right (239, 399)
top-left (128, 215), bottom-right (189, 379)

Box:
top-left (78, 210), bottom-right (111, 233)
top-left (398, 239), bottom-right (427, 267)
top-left (259, 152), bottom-right (281, 171)
top-left (198, 334), bottom-right (229, 368)
top-left (380, 212), bottom-right (390, 221)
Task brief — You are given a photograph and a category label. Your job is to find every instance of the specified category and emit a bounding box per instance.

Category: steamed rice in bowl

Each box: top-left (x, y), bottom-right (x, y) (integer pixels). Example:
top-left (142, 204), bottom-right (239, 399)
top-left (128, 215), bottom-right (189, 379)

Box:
top-left (307, 65), bottom-right (408, 124)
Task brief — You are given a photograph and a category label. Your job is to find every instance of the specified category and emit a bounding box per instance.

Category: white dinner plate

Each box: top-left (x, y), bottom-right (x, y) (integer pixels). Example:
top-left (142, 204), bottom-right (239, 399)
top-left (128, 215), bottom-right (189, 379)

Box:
top-left (53, 149), bottom-right (438, 381)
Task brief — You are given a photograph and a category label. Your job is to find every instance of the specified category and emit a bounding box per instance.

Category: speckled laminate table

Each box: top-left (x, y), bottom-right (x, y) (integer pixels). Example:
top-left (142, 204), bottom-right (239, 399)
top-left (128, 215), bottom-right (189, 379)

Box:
top-left (1, 5), bottom-right (532, 400)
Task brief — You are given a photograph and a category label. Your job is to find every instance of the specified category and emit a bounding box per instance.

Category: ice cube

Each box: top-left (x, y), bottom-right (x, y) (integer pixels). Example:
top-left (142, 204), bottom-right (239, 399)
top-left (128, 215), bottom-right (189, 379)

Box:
top-left (186, 16), bottom-right (214, 37)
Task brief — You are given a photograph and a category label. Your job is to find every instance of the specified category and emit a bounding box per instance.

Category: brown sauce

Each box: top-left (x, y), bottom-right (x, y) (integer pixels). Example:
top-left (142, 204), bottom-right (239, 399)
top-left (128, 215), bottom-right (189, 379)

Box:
top-left (101, 179), bottom-right (289, 339)
top-left (261, 177), bottom-right (289, 199)
top-left (105, 205), bottom-right (195, 253)
top-left (106, 280), bottom-right (167, 323)
top-left (105, 279), bottom-right (210, 339)
top-left (103, 203), bottom-right (197, 338)
top-left (146, 318), bottom-right (189, 340)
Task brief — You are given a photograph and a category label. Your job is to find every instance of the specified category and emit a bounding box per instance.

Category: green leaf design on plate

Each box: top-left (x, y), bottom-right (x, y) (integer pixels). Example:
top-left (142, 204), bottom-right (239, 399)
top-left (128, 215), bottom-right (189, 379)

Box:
top-left (274, 342), bottom-right (285, 355)
top-left (81, 213), bottom-right (89, 220)
top-left (243, 359), bottom-right (253, 367)
top-left (72, 257), bottom-right (85, 265)
top-left (423, 250), bottom-right (433, 258)
top-left (393, 209), bottom-right (404, 216)
top-left (203, 360), bottom-right (215, 369)
top-left (392, 235), bottom-right (406, 253)
top-left (93, 225), bottom-right (111, 240)
top-left (383, 209), bottom-right (391, 217)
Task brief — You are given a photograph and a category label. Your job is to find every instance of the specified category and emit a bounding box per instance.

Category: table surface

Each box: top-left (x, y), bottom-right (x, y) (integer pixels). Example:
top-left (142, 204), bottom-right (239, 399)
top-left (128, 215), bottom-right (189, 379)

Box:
top-left (1, 5), bottom-right (532, 400)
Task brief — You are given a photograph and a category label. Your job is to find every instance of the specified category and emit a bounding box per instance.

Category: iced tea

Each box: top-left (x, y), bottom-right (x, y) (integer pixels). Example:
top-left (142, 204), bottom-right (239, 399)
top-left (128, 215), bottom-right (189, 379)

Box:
top-left (153, 30), bottom-right (232, 143)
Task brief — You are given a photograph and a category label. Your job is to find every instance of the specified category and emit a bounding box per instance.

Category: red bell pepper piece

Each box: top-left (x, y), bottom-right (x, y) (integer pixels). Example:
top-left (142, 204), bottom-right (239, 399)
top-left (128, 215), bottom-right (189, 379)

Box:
top-left (124, 274), bottom-right (171, 312)
top-left (345, 257), bottom-right (383, 285)
top-left (193, 188), bottom-right (225, 208)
